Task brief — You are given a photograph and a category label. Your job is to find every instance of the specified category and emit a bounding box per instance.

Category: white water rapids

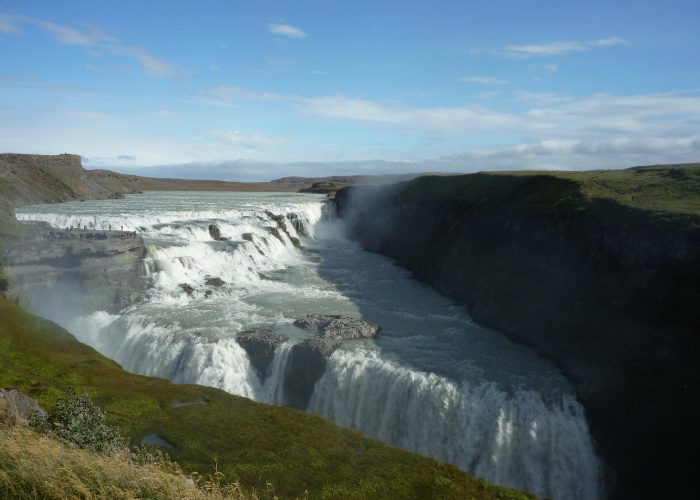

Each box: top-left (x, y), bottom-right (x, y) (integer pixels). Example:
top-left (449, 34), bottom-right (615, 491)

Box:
top-left (16, 191), bottom-right (603, 499)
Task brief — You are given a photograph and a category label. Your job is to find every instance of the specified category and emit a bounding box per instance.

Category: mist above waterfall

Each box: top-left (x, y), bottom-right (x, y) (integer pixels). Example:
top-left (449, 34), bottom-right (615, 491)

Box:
top-left (16, 191), bottom-right (603, 499)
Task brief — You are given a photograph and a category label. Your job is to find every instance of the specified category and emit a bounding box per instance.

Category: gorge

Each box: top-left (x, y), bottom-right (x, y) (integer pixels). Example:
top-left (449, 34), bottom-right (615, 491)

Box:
top-left (12, 190), bottom-right (602, 500)
top-left (334, 167), bottom-right (700, 500)
top-left (4, 155), bottom-right (698, 499)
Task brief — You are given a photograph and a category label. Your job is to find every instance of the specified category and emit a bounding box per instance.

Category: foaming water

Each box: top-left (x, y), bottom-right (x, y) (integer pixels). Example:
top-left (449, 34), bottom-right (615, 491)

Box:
top-left (17, 191), bottom-right (603, 499)
top-left (310, 348), bottom-right (601, 500)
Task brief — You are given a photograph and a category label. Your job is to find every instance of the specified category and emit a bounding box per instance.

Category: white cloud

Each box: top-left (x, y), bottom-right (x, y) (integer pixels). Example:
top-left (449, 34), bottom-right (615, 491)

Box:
top-left (460, 76), bottom-right (509, 85)
top-left (298, 95), bottom-right (518, 133)
top-left (589, 36), bottom-right (630, 48)
top-left (479, 36), bottom-right (630, 59)
top-left (198, 85), bottom-right (284, 106)
top-left (440, 134), bottom-right (700, 171)
top-left (209, 130), bottom-right (288, 149)
top-left (268, 23), bottom-right (306, 38)
top-left (5, 16), bottom-right (183, 79)
top-left (111, 45), bottom-right (181, 79)
top-left (298, 90), bottom-right (700, 155)
top-left (40, 22), bottom-right (114, 46)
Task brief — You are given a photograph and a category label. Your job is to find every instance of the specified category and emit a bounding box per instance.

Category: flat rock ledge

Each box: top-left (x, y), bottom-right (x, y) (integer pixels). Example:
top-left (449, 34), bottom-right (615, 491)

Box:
top-left (293, 314), bottom-right (380, 340)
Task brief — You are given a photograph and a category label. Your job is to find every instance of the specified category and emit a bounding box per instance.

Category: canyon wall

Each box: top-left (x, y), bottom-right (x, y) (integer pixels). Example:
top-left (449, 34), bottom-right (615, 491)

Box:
top-left (335, 167), bottom-right (700, 500)
top-left (4, 227), bottom-right (147, 316)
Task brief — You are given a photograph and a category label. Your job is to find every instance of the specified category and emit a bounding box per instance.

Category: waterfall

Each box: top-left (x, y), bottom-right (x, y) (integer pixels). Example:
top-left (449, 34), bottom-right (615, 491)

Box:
top-left (18, 191), bottom-right (603, 500)
top-left (308, 348), bottom-right (603, 500)
top-left (258, 340), bottom-right (297, 405)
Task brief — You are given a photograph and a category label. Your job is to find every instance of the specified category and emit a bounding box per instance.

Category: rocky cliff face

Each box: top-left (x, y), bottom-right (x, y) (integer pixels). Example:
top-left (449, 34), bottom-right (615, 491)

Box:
top-left (4, 226), bottom-right (147, 316)
top-left (0, 154), bottom-right (148, 313)
top-left (335, 169), bottom-right (700, 500)
top-left (237, 315), bottom-right (380, 408)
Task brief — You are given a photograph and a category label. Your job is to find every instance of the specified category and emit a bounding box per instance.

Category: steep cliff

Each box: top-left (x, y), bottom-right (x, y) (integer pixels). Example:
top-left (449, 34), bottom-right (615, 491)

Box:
top-left (4, 227), bottom-right (147, 315)
top-left (335, 164), bottom-right (700, 500)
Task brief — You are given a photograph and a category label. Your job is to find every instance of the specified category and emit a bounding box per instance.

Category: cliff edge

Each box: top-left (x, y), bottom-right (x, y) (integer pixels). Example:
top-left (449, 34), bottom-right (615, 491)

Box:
top-left (0, 153), bottom-right (141, 218)
top-left (335, 164), bottom-right (700, 500)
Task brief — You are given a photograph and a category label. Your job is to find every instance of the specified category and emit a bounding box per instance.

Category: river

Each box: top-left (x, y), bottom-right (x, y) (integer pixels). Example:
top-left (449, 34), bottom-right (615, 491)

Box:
top-left (16, 191), bottom-right (603, 499)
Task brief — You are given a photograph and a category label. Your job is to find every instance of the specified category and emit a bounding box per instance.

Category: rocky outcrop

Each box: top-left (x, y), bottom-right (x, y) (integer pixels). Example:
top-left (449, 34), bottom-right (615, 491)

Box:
top-left (286, 213), bottom-right (310, 237)
top-left (236, 329), bottom-right (286, 379)
top-left (0, 389), bottom-right (47, 427)
top-left (335, 169), bottom-right (700, 500)
top-left (0, 154), bottom-right (141, 217)
top-left (294, 314), bottom-right (380, 339)
top-left (284, 315), bottom-right (379, 408)
top-left (4, 227), bottom-right (147, 315)
top-left (266, 211), bottom-right (304, 249)
top-left (235, 315), bottom-right (379, 408)
top-left (208, 224), bottom-right (227, 241)
top-left (205, 277), bottom-right (225, 287)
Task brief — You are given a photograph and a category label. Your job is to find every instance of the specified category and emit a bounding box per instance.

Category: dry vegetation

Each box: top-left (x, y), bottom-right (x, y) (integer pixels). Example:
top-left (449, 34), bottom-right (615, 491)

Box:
top-left (0, 427), bottom-right (264, 499)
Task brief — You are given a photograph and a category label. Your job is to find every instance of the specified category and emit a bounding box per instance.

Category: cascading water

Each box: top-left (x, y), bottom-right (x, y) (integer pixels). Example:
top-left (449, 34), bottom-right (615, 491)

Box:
top-left (16, 191), bottom-right (604, 499)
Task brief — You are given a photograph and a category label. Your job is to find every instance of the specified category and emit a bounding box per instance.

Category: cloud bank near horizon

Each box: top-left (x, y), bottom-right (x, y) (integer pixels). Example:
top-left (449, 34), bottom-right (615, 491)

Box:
top-left (1, 2), bottom-right (698, 179)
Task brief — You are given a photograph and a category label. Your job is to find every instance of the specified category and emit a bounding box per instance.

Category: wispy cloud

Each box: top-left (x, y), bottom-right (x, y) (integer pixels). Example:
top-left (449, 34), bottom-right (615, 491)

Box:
top-left (460, 76), bottom-right (509, 85)
top-left (209, 130), bottom-right (288, 149)
top-left (298, 95), bottom-right (517, 133)
top-left (268, 23), bottom-right (306, 38)
top-left (198, 85), bottom-right (284, 106)
top-left (297, 89), bottom-right (700, 149)
top-left (3, 14), bottom-right (182, 79)
top-left (40, 21), bottom-right (114, 46)
top-left (441, 134), bottom-right (700, 171)
top-left (110, 45), bottom-right (181, 79)
top-left (478, 36), bottom-right (630, 59)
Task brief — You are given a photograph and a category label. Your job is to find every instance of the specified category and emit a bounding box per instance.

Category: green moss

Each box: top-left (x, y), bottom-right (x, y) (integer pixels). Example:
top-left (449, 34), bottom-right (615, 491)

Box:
top-left (0, 298), bottom-right (534, 499)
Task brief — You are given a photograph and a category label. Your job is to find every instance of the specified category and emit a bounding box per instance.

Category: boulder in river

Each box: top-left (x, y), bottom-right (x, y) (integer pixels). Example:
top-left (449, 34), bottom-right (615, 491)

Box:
top-left (205, 277), bottom-right (225, 287)
top-left (179, 283), bottom-right (195, 296)
top-left (208, 224), bottom-right (222, 240)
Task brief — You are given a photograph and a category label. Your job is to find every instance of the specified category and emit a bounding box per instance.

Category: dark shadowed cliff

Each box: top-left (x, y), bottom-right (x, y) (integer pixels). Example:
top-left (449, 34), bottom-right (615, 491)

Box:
top-left (335, 164), bottom-right (700, 500)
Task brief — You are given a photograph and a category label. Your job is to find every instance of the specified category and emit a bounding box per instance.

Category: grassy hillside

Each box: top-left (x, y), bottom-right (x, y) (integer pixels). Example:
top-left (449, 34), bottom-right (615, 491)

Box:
top-left (397, 163), bottom-right (700, 219)
top-left (0, 298), bottom-right (532, 499)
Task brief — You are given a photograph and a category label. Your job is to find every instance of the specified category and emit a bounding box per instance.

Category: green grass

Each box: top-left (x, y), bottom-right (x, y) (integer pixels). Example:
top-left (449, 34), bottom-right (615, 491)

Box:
top-left (0, 297), bottom-right (533, 499)
top-left (398, 164), bottom-right (700, 229)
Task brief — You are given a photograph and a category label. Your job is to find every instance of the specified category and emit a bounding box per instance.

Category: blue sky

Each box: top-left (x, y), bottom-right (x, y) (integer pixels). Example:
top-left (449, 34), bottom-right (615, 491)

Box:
top-left (1, 0), bottom-right (699, 180)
